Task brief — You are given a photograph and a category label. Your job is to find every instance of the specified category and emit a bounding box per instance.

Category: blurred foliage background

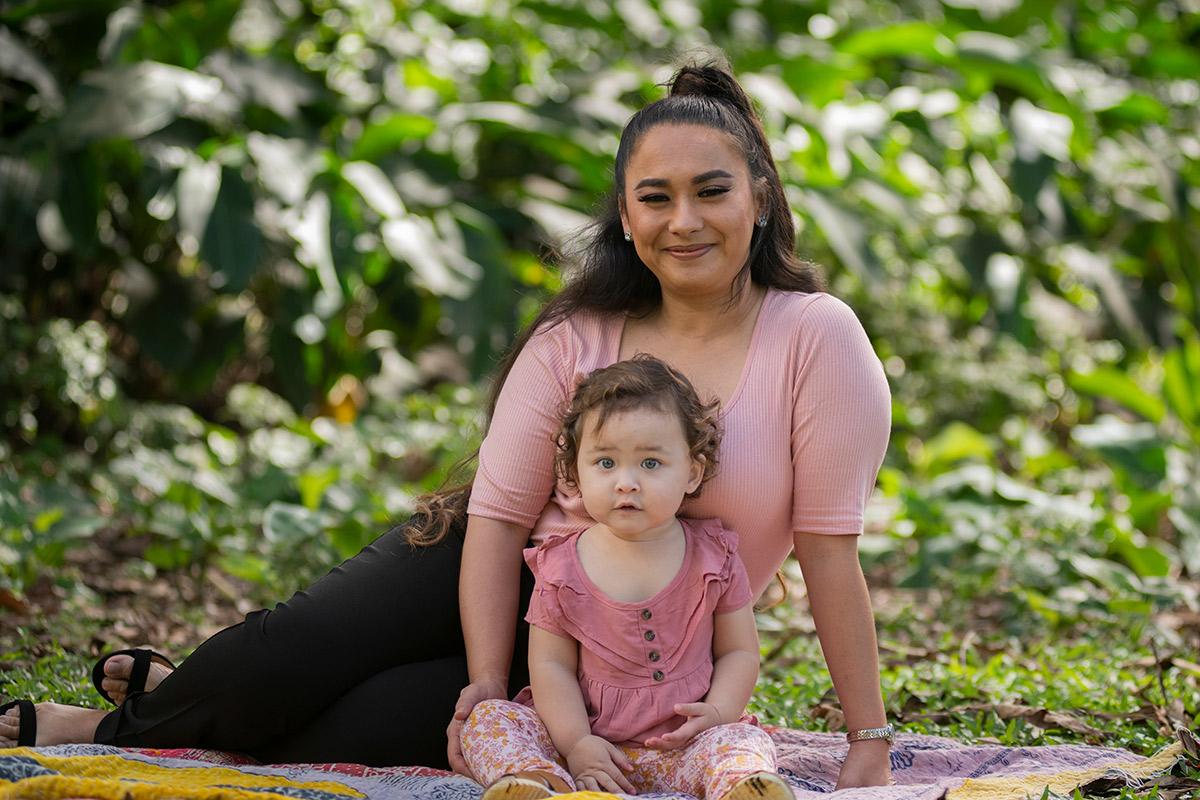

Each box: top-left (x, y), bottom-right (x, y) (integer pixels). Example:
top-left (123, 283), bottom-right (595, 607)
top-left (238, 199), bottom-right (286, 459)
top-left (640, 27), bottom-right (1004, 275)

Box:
top-left (1, 0), bottom-right (1199, 642)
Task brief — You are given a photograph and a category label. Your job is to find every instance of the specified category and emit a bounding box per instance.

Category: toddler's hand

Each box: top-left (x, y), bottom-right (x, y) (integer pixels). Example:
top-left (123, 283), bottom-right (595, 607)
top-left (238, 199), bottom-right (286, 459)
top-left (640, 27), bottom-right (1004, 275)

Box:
top-left (643, 702), bottom-right (723, 750)
top-left (566, 735), bottom-right (637, 795)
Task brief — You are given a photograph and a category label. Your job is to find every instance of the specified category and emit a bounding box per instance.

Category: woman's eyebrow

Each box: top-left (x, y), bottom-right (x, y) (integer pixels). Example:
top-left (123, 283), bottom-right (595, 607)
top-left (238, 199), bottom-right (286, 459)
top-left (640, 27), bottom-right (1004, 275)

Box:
top-left (633, 169), bottom-right (734, 190)
top-left (692, 169), bottom-right (733, 184)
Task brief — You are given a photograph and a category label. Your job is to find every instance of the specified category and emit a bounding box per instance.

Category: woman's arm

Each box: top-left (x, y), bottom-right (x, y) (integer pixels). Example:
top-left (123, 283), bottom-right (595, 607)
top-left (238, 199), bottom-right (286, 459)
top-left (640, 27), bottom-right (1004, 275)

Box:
top-left (644, 603), bottom-right (760, 749)
top-left (793, 531), bottom-right (892, 789)
top-left (448, 514), bottom-right (531, 776)
top-left (531, 626), bottom-right (636, 794)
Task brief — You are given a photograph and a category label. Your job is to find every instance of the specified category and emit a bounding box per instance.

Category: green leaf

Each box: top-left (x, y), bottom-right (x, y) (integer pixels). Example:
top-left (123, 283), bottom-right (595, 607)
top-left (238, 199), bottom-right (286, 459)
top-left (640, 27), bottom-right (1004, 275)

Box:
top-left (797, 189), bottom-right (877, 279)
top-left (1147, 43), bottom-right (1200, 79)
top-left (954, 31), bottom-right (1049, 100)
top-left (143, 542), bottom-right (190, 570)
top-left (45, 514), bottom-right (106, 542)
top-left (262, 502), bottom-right (327, 545)
top-left (328, 519), bottom-right (373, 560)
top-left (176, 156), bottom-right (221, 245)
top-left (1069, 553), bottom-right (1143, 594)
top-left (55, 150), bottom-right (100, 256)
top-left (1108, 528), bottom-right (1172, 578)
top-left (1162, 338), bottom-right (1200, 433)
top-left (1169, 506), bottom-right (1200, 574)
top-left (55, 62), bottom-right (221, 147)
top-left (352, 114), bottom-right (438, 163)
top-left (0, 25), bottom-right (63, 111)
top-left (33, 509), bottom-right (64, 533)
top-left (297, 469), bottom-right (339, 511)
top-left (201, 166), bottom-right (262, 292)
top-left (216, 552), bottom-right (272, 584)
top-left (837, 22), bottom-right (954, 62)
top-left (128, 282), bottom-right (200, 370)
top-left (919, 421), bottom-right (994, 473)
top-left (1067, 368), bottom-right (1165, 423)
top-left (1098, 92), bottom-right (1170, 126)
top-left (1071, 416), bottom-right (1167, 488)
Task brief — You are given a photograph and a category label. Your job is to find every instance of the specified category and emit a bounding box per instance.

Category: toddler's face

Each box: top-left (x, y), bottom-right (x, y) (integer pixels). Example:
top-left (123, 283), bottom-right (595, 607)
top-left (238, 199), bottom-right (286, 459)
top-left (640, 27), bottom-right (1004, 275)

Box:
top-left (574, 405), bottom-right (703, 541)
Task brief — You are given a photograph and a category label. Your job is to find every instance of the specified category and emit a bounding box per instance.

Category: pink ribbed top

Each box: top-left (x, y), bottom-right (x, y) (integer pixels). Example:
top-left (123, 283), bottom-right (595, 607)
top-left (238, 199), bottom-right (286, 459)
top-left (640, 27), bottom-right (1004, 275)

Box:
top-left (468, 290), bottom-right (891, 600)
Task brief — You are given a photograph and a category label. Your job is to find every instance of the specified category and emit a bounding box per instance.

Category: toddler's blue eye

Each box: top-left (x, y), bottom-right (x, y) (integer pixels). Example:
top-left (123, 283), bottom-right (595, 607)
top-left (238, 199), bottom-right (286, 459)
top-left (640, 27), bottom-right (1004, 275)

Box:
top-left (641, 458), bottom-right (660, 469)
top-left (598, 458), bottom-right (615, 469)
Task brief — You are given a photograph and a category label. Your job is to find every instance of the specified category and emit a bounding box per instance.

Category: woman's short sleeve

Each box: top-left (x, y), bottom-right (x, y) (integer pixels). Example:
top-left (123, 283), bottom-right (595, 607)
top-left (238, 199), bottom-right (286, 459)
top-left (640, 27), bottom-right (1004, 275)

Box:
top-left (789, 295), bottom-right (891, 535)
top-left (467, 324), bottom-right (577, 528)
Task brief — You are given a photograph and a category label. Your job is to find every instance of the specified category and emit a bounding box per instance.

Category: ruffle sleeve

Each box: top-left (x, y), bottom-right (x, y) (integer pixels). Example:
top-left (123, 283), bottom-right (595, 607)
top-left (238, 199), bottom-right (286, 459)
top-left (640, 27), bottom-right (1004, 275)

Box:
top-left (687, 518), bottom-right (754, 615)
top-left (522, 534), bottom-right (578, 638)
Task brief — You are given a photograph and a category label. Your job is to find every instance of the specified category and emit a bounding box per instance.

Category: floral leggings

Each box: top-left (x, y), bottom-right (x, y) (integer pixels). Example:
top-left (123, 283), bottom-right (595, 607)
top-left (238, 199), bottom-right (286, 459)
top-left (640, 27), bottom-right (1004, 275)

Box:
top-left (461, 699), bottom-right (778, 798)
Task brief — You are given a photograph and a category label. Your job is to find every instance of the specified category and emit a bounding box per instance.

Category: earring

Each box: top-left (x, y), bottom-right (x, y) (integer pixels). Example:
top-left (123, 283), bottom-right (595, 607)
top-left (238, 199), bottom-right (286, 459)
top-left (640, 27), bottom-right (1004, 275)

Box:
top-left (756, 216), bottom-right (768, 228)
top-left (623, 231), bottom-right (632, 241)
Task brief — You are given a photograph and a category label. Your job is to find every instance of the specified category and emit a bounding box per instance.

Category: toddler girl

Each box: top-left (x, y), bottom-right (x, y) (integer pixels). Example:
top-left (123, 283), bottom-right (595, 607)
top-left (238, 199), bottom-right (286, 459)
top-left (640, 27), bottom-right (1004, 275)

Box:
top-left (460, 356), bottom-right (791, 800)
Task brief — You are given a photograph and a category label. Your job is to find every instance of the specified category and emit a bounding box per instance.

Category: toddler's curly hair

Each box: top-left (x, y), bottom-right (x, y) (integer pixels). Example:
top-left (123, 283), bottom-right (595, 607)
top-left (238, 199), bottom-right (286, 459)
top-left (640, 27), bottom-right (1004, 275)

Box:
top-left (554, 355), bottom-right (721, 498)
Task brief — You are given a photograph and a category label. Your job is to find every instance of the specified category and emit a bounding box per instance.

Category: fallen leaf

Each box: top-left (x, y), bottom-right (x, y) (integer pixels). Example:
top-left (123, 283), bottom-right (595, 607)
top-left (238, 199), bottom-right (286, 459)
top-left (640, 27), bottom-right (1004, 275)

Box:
top-left (811, 687), bottom-right (845, 731)
top-left (1148, 775), bottom-right (1200, 800)
top-left (1079, 773), bottom-right (1200, 799)
top-left (992, 702), bottom-right (1112, 738)
top-left (1179, 727), bottom-right (1200, 762)
top-left (1127, 655), bottom-right (1200, 677)
top-left (0, 588), bottom-right (29, 613)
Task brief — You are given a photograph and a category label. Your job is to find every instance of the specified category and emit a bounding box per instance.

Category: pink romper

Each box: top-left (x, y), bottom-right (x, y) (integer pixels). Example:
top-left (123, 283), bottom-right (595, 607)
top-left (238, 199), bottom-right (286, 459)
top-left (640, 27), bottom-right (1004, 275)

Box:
top-left (461, 519), bottom-right (778, 798)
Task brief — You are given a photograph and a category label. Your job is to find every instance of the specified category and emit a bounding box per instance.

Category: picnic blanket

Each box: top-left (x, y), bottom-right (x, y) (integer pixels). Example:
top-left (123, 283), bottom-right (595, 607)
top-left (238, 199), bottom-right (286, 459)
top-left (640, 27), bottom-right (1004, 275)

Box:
top-left (0, 727), bottom-right (1185, 800)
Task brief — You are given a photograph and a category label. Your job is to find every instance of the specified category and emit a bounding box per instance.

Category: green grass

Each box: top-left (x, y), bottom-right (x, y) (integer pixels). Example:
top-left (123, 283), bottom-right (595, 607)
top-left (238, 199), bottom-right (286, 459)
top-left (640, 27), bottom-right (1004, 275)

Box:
top-left (749, 596), bottom-right (1200, 798)
top-left (3, 585), bottom-right (1197, 798)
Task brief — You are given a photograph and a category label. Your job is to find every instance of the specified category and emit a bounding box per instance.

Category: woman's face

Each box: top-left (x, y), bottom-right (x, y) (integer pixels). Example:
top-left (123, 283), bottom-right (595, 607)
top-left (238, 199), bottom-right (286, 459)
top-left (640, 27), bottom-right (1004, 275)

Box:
top-left (619, 123), bottom-right (766, 305)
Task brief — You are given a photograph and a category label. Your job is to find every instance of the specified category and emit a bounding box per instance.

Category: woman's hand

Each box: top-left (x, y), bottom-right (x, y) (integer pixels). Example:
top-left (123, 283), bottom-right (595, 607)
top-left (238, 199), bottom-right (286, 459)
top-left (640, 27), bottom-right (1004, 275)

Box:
top-left (835, 739), bottom-right (893, 789)
top-left (642, 702), bottom-right (721, 750)
top-left (446, 677), bottom-right (509, 778)
top-left (566, 734), bottom-right (637, 794)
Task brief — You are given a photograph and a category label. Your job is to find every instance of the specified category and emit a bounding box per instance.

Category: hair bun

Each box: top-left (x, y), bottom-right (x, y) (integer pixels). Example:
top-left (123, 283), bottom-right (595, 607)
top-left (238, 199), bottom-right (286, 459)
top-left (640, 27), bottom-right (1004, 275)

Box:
top-left (669, 64), bottom-right (734, 99)
top-left (667, 59), bottom-right (759, 130)
top-left (670, 66), bottom-right (715, 97)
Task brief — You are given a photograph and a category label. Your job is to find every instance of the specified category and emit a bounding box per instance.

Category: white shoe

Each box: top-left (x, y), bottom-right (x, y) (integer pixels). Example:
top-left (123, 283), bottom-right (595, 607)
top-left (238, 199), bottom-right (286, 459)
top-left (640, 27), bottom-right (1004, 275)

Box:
top-left (481, 773), bottom-right (559, 800)
top-left (719, 771), bottom-right (793, 800)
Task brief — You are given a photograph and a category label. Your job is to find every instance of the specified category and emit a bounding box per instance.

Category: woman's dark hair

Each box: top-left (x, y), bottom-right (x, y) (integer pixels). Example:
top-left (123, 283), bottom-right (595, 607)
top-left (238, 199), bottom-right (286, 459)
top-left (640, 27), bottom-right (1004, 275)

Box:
top-left (408, 54), bottom-right (824, 546)
top-left (554, 355), bottom-right (720, 498)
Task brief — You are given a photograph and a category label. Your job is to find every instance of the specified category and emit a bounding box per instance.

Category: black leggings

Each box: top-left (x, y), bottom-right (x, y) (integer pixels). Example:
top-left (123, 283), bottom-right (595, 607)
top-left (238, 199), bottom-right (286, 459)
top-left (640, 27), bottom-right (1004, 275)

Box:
top-left (93, 514), bottom-right (534, 768)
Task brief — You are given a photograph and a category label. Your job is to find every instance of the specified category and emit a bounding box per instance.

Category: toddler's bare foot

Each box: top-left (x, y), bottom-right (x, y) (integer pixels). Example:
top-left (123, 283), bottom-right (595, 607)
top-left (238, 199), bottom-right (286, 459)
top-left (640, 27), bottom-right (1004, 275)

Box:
top-left (102, 653), bottom-right (174, 705)
top-left (0, 702), bottom-right (107, 747)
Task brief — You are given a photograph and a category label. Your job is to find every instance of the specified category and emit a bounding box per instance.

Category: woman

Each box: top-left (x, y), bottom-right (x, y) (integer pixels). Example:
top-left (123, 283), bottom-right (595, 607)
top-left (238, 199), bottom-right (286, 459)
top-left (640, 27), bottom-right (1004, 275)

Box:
top-left (1, 56), bottom-right (893, 789)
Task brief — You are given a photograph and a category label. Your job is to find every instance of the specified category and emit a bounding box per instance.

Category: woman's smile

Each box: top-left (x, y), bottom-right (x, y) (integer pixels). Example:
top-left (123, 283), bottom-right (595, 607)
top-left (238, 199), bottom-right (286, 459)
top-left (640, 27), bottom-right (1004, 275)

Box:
top-left (664, 243), bottom-right (715, 259)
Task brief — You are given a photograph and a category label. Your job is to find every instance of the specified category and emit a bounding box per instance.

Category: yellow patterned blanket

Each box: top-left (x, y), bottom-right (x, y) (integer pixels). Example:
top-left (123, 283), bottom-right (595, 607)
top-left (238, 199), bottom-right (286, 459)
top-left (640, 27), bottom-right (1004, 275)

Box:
top-left (0, 728), bottom-right (1187, 800)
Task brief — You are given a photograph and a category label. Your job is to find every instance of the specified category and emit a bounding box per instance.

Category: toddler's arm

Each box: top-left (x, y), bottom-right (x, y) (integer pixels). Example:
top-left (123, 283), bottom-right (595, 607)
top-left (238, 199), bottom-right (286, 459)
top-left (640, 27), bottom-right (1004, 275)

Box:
top-left (530, 626), bottom-right (637, 794)
top-left (644, 602), bottom-right (760, 750)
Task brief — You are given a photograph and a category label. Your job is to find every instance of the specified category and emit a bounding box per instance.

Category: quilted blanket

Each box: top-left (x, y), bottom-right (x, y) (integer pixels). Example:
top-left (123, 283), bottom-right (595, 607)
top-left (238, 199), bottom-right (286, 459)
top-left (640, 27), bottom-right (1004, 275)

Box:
top-left (0, 727), bottom-right (1183, 800)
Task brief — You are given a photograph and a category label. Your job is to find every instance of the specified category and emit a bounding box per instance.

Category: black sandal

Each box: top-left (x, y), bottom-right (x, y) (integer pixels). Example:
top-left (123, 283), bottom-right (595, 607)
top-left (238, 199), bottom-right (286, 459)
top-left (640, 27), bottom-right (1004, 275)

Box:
top-left (90, 649), bottom-right (176, 706)
top-left (0, 699), bottom-right (36, 747)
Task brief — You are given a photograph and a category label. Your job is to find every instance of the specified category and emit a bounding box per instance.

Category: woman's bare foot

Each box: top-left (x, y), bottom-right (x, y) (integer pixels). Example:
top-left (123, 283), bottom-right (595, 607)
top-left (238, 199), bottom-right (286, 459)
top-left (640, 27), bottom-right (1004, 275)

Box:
top-left (101, 653), bottom-right (174, 705)
top-left (0, 702), bottom-right (107, 747)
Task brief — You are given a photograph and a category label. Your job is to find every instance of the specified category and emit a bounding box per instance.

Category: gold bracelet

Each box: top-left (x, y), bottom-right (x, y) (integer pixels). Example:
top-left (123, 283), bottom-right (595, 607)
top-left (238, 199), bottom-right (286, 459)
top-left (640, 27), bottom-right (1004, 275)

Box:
top-left (845, 724), bottom-right (894, 746)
